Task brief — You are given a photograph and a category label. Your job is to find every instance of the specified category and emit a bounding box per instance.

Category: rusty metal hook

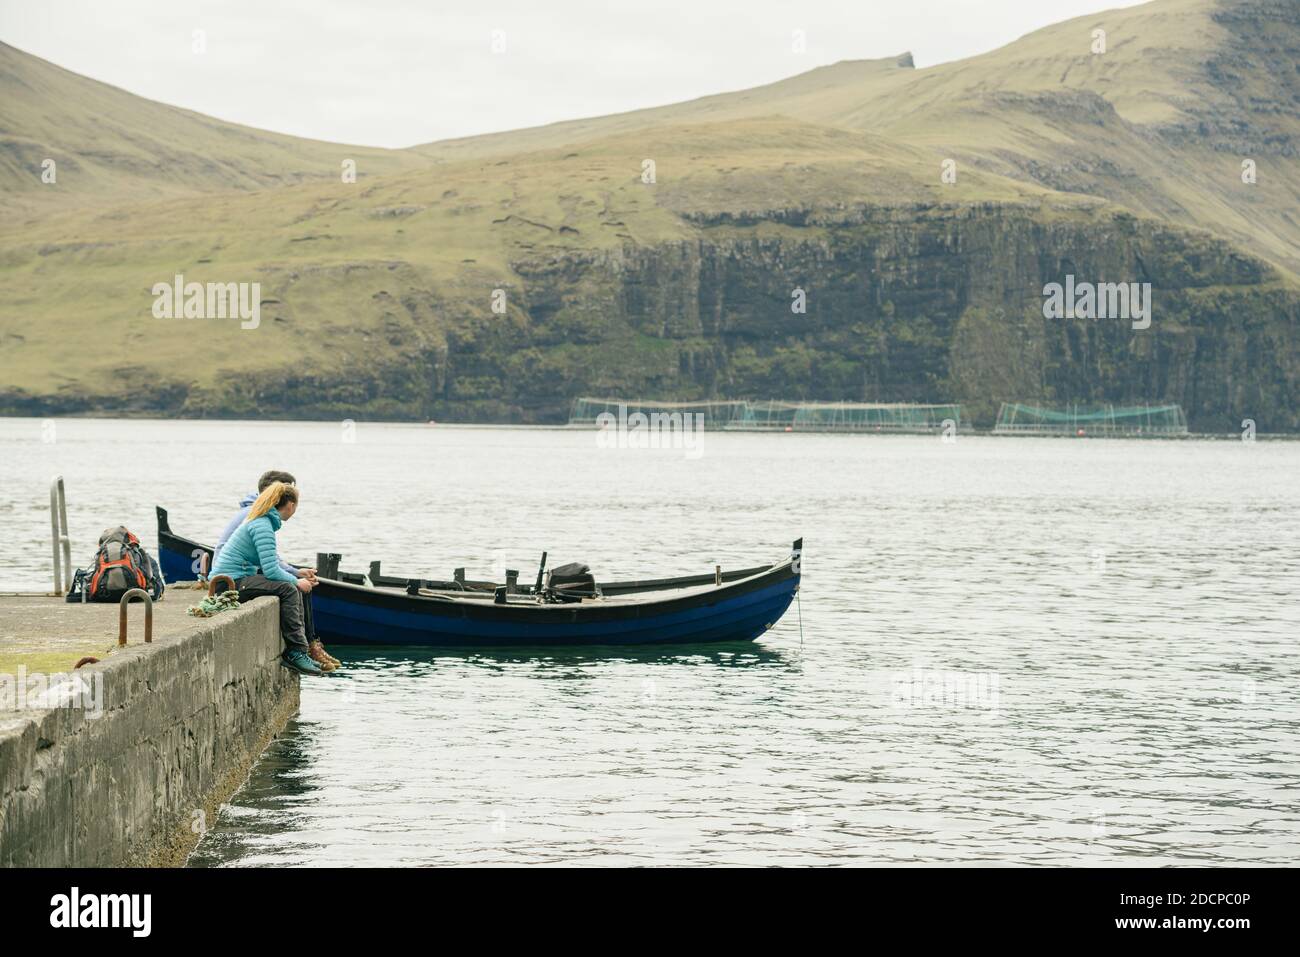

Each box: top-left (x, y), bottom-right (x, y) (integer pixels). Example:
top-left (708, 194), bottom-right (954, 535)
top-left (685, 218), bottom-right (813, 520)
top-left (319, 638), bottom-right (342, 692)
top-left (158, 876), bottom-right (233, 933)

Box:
top-left (207, 575), bottom-right (237, 597)
top-left (118, 588), bottom-right (153, 646)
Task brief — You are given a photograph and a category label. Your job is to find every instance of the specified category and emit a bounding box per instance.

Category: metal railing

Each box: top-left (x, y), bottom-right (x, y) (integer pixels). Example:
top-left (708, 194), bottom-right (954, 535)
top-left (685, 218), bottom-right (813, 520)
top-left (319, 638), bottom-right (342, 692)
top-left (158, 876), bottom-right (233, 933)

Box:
top-left (50, 475), bottom-right (71, 596)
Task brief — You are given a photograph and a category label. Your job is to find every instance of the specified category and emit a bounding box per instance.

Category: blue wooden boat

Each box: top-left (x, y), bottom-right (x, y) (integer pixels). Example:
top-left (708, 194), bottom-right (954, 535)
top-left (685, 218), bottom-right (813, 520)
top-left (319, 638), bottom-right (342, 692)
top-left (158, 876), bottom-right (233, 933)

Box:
top-left (156, 507), bottom-right (801, 648)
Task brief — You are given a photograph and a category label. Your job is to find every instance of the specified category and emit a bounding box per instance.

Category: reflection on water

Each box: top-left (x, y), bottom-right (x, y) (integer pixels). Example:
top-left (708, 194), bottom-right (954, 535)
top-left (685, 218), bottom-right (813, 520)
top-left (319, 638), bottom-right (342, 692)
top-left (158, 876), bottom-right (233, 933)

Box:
top-left (3, 419), bottom-right (1297, 865)
top-left (191, 642), bottom-right (813, 867)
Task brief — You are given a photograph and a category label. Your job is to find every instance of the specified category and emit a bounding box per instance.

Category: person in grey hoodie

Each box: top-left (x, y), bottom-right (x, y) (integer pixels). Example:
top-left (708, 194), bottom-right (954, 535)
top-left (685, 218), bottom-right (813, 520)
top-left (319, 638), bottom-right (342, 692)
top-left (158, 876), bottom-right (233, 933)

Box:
top-left (212, 470), bottom-right (340, 672)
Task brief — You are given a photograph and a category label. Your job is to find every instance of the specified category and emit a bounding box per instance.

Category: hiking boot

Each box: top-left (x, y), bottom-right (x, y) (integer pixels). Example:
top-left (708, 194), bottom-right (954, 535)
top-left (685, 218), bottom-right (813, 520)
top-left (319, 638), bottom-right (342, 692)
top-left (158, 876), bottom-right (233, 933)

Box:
top-left (308, 640), bottom-right (339, 672)
top-left (310, 639), bottom-right (342, 668)
top-left (282, 649), bottom-right (324, 676)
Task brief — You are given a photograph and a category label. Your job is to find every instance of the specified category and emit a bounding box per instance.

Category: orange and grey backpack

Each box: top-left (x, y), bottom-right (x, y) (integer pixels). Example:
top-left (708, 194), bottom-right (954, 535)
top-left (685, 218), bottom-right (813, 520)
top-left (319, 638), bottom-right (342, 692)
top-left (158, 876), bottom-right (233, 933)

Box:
top-left (85, 527), bottom-right (165, 602)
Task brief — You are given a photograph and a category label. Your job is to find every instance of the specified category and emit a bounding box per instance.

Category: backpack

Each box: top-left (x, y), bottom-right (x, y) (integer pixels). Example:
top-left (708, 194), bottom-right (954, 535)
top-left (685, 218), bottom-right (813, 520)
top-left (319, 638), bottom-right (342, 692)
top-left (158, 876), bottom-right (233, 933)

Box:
top-left (81, 527), bottom-right (165, 602)
top-left (545, 561), bottom-right (599, 602)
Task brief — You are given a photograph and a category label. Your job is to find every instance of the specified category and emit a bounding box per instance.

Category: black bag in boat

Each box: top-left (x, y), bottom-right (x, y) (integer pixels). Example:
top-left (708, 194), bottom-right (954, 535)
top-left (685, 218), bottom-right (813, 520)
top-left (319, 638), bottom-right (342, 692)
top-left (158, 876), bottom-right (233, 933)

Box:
top-left (546, 562), bottom-right (598, 602)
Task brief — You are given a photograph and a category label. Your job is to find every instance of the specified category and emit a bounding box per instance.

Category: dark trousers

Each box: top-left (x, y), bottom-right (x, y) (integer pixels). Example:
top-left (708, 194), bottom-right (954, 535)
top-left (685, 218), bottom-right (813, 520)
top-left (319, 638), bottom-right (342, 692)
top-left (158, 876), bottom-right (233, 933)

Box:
top-left (301, 590), bottom-right (316, 642)
top-left (235, 575), bottom-right (309, 653)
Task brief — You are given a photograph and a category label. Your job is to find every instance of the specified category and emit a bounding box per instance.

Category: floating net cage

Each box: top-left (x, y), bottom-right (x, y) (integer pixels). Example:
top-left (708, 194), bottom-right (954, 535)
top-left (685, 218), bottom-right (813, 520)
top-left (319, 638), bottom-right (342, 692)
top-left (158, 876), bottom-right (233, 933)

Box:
top-left (727, 401), bottom-right (802, 431)
top-left (731, 401), bottom-right (960, 432)
top-left (569, 397), bottom-right (747, 428)
top-left (570, 398), bottom-right (960, 433)
top-left (992, 403), bottom-right (1188, 436)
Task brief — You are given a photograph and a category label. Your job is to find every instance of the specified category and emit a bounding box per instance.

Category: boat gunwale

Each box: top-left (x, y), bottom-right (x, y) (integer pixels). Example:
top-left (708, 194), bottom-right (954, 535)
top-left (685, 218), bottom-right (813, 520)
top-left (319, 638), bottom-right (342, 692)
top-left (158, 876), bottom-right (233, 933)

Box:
top-left (310, 558), bottom-right (798, 623)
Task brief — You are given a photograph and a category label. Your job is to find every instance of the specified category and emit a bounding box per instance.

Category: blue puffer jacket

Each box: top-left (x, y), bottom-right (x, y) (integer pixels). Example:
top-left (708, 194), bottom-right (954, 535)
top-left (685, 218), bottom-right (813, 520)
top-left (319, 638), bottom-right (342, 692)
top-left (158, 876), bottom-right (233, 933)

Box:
top-left (212, 492), bottom-right (297, 576)
top-left (209, 508), bottom-right (298, 584)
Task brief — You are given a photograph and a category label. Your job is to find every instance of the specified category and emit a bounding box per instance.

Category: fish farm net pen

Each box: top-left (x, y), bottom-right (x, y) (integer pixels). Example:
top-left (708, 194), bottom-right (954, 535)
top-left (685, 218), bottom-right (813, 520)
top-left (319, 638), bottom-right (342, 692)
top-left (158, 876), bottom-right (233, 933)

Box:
top-left (991, 402), bottom-right (1189, 436)
top-left (569, 397), bottom-right (962, 433)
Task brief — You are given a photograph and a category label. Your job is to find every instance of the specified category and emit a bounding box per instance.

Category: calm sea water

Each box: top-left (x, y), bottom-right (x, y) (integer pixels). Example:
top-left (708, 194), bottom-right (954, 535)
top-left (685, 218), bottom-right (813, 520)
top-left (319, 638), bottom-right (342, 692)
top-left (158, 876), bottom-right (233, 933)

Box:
top-left (3, 417), bottom-right (1298, 866)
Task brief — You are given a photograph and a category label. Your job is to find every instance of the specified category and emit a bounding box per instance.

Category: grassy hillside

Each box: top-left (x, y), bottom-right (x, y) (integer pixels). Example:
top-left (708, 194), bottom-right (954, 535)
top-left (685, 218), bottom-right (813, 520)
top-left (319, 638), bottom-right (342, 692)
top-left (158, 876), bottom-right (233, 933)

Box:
top-left (0, 0), bottom-right (1296, 429)
top-left (0, 113), bottom-right (1063, 395)
top-left (0, 41), bottom-right (428, 220)
top-left (416, 0), bottom-right (1300, 277)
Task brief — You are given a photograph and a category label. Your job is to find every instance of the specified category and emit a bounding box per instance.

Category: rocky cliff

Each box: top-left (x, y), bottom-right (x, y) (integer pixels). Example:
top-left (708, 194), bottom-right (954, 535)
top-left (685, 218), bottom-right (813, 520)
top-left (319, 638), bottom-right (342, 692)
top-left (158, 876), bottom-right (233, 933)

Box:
top-left (84, 203), bottom-right (1282, 433)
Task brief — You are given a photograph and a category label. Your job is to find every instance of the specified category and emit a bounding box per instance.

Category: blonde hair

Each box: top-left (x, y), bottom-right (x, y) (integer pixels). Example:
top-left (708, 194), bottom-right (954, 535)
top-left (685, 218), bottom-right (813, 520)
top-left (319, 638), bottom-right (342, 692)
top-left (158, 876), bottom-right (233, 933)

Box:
top-left (244, 480), bottom-right (299, 523)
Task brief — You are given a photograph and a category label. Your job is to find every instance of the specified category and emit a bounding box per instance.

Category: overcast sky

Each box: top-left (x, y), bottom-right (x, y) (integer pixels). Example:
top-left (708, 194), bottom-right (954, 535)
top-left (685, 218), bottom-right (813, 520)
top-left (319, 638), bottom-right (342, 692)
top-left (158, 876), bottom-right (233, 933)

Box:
top-left (1, 0), bottom-right (1146, 149)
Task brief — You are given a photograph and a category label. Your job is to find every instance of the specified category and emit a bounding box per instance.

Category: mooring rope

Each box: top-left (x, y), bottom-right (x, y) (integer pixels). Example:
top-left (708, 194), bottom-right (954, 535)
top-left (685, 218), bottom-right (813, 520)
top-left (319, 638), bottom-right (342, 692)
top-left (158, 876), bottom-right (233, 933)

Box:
top-left (187, 590), bottom-right (240, 618)
top-left (796, 587), bottom-right (805, 652)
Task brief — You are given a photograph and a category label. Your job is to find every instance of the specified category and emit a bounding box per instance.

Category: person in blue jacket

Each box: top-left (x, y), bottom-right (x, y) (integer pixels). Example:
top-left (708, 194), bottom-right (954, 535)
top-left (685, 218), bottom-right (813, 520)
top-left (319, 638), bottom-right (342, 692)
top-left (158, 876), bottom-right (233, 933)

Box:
top-left (213, 470), bottom-right (303, 578)
top-left (213, 470), bottom-right (339, 672)
top-left (209, 481), bottom-right (326, 677)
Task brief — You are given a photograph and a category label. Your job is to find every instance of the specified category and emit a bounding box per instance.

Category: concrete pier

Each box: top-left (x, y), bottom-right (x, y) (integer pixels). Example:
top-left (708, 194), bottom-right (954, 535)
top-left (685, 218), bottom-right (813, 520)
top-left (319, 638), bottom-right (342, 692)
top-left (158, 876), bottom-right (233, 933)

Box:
top-left (0, 589), bottom-right (299, 866)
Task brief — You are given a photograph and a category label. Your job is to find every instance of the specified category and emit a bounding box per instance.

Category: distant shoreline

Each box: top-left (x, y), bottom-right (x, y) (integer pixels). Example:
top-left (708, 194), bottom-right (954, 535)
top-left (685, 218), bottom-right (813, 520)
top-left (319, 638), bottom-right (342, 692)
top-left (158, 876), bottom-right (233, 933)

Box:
top-left (4, 413), bottom-right (1297, 440)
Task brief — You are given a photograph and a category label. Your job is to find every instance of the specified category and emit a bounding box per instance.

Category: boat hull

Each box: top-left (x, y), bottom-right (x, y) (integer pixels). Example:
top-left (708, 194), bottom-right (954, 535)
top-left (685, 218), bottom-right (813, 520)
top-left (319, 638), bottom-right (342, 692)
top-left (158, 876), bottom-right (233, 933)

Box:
top-left (308, 569), bottom-right (797, 648)
top-left (156, 507), bottom-right (800, 648)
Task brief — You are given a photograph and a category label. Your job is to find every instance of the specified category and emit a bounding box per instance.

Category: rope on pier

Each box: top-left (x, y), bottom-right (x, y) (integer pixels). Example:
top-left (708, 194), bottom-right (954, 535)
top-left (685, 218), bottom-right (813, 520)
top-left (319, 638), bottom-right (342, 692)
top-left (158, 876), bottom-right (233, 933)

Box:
top-left (187, 590), bottom-right (240, 618)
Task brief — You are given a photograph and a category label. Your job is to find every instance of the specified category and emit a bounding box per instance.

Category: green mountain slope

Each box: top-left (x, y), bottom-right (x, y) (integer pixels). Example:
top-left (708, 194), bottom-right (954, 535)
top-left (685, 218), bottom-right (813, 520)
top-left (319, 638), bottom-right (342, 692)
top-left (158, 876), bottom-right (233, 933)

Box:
top-left (417, 0), bottom-right (1300, 277)
top-left (0, 0), bottom-right (1296, 430)
top-left (0, 41), bottom-right (428, 219)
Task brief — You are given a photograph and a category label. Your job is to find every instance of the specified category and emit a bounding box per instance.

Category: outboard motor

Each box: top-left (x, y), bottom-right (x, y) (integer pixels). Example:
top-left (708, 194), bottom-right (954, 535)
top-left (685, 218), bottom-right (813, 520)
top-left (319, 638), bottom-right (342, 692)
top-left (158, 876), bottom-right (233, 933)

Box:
top-left (545, 562), bottom-right (599, 602)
